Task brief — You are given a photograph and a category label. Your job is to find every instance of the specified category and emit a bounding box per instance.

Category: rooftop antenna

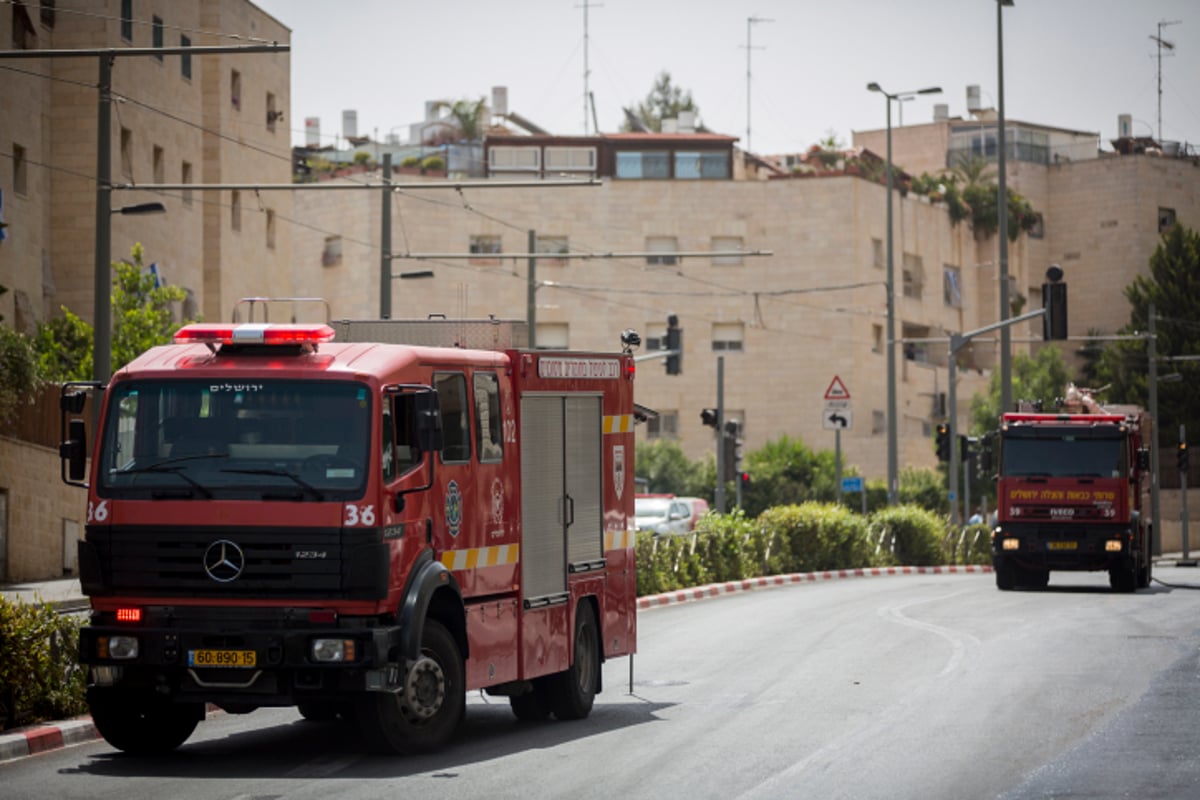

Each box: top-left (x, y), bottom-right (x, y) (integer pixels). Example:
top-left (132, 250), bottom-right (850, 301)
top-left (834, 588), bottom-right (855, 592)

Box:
top-left (742, 15), bottom-right (774, 154)
top-left (1149, 19), bottom-right (1180, 142)
top-left (578, 0), bottom-right (603, 135)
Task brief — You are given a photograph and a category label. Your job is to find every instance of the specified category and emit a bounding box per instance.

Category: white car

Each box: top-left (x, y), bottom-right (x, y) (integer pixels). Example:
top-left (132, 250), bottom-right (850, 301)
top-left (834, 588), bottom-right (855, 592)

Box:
top-left (635, 495), bottom-right (692, 536)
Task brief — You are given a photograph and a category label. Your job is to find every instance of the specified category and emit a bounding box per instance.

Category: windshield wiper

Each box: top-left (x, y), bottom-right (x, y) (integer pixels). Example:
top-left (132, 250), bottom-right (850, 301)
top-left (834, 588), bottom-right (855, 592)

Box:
top-left (220, 467), bottom-right (325, 501)
top-left (123, 464), bottom-right (214, 498)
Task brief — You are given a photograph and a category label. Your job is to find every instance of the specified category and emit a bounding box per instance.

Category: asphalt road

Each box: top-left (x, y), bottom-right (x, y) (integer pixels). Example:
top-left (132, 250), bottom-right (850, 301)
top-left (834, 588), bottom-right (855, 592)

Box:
top-left (5, 567), bottom-right (1200, 799)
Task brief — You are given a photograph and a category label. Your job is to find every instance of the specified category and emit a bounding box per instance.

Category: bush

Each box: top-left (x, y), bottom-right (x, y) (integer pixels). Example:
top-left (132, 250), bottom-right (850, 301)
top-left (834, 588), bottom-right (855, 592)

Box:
top-left (420, 155), bottom-right (446, 172)
top-left (400, 156), bottom-right (420, 168)
top-left (0, 597), bottom-right (87, 730)
top-left (757, 503), bottom-right (878, 574)
top-left (870, 505), bottom-right (948, 566)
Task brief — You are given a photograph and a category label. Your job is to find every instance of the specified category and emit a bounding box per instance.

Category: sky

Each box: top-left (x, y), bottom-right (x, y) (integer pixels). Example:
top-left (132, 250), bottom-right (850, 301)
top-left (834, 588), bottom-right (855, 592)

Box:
top-left (252, 0), bottom-right (1200, 157)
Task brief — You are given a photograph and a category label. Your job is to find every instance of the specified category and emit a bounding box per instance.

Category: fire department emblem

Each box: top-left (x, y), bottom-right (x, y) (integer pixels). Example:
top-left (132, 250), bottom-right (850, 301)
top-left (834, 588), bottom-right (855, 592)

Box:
top-left (445, 480), bottom-right (463, 537)
top-left (613, 445), bottom-right (625, 501)
top-left (491, 478), bottom-right (504, 526)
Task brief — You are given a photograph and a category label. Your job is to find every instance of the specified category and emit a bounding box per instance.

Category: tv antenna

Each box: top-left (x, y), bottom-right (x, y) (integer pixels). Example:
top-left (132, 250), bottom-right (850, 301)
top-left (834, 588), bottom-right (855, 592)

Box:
top-left (1149, 19), bottom-right (1180, 142)
top-left (742, 15), bottom-right (774, 154)
top-left (578, 0), bottom-right (604, 135)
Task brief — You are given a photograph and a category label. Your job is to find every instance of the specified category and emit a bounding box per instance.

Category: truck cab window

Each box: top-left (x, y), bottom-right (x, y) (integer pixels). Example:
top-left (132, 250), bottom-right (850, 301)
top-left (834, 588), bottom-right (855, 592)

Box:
top-left (434, 373), bottom-right (471, 463)
top-left (474, 372), bottom-right (503, 462)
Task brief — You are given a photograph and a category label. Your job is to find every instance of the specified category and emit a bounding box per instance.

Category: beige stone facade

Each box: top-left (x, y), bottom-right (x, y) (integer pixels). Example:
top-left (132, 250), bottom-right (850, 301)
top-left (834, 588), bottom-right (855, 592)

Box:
top-left (0, 1), bottom-right (291, 581)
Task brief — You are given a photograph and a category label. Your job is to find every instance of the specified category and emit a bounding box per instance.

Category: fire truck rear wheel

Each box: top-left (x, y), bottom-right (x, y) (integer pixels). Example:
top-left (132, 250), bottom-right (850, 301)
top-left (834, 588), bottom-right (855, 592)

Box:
top-left (1109, 563), bottom-right (1137, 593)
top-left (89, 692), bottom-right (202, 755)
top-left (509, 679), bottom-right (553, 721)
top-left (549, 601), bottom-right (599, 721)
top-left (355, 618), bottom-right (464, 754)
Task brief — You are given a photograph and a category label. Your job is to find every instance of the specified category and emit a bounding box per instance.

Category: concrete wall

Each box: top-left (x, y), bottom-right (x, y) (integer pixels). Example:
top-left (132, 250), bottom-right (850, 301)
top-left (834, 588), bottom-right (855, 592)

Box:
top-left (0, 437), bottom-right (86, 583)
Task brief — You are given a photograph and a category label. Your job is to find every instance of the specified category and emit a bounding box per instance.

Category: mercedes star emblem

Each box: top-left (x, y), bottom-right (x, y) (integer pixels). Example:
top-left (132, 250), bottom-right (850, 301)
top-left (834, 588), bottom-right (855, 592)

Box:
top-left (203, 539), bottom-right (245, 583)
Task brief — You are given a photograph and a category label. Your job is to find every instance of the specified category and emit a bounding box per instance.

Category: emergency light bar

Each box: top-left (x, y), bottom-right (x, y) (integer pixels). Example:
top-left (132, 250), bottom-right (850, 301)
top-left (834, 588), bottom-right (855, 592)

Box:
top-left (173, 323), bottom-right (336, 346)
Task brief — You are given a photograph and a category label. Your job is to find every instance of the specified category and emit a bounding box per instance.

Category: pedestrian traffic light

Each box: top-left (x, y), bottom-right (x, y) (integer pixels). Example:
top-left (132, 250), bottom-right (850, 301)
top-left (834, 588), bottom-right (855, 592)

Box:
top-left (1042, 265), bottom-right (1068, 341)
top-left (959, 435), bottom-right (974, 463)
top-left (935, 423), bottom-right (950, 462)
top-left (664, 313), bottom-right (682, 375)
top-left (1180, 442), bottom-right (1190, 474)
top-left (700, 408), bottom-right (718, 428)
top-left (739, 471), bottom-right (751, 489)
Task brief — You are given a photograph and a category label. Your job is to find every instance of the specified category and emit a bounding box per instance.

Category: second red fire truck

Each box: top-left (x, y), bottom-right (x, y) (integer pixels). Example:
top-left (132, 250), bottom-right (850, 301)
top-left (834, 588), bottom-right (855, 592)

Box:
top-left (60, 316), bottom-right (638, 754)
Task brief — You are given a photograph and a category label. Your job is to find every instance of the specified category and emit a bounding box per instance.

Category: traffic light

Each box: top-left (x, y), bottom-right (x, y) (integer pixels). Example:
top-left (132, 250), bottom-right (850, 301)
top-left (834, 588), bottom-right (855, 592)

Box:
top-left (739, 471), bottom-right (751, 490)
top-left (664, 314), bottom-right (682, 375)
top-left (1180, 442), bottom-right (1190, 474)
top-left (935, 423), bottom-right (950, 462)
top-left (959, 435), bottom-right (973, 463)
top-left (700, 408), bottom-right (718, 428)
top-left (1042, 265), bottom-right (1068, 341)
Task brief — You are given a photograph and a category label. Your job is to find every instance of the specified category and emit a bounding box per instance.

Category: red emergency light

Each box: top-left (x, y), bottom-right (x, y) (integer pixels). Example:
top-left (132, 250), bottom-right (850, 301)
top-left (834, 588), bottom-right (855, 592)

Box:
top-left (173, 323), bottom-right (336, 347)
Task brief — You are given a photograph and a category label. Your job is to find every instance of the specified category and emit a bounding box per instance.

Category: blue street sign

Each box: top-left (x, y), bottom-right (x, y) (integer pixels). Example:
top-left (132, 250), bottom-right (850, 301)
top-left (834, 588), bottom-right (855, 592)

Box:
top-left (841, 476), bottom-right (864, 493)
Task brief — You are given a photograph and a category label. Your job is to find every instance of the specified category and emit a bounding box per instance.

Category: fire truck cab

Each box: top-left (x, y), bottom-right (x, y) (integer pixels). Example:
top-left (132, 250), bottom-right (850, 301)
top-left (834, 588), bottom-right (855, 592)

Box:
top-left (61, 317), bottom-right (638, 754)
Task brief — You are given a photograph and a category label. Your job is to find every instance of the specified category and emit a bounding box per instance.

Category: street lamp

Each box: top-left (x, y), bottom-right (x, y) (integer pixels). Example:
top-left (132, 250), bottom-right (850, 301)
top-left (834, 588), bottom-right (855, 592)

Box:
top-left (867, 82), bottom-right (942, 505)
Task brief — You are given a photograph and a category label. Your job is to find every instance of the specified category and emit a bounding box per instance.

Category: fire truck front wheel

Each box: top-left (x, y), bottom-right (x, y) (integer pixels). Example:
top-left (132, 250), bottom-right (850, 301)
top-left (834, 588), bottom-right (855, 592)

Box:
top-left (88, 690), bottom-right (203, 755)
top-left (355, 618), bottom-right (465, 754)
top-left (548, 601), bottom-right (600, 720)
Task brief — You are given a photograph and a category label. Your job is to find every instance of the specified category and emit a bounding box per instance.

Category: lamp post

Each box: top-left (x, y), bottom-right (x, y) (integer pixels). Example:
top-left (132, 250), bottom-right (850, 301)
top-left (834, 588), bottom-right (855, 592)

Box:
top-left (997, 0), bottom-right (1014, 416)
top-left (867, 82), bottom-right (942, 505)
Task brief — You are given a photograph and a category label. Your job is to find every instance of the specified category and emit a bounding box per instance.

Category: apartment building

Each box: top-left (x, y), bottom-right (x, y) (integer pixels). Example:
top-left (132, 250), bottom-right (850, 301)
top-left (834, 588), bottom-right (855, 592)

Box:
top-left (0, 0), bottom-right (291, 581)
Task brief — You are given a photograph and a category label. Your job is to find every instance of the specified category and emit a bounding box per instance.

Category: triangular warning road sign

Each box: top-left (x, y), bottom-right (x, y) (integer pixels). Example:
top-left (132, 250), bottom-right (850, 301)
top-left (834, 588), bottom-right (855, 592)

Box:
top-left (824, 376), bottom-right (850, 400)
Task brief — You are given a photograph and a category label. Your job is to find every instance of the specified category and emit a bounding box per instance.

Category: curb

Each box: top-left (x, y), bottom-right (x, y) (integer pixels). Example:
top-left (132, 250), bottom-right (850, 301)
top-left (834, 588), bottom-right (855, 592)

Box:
top-left (637, 564), bottom-right (994, 610)
top-left (0, 718), bottom-right (97, 763)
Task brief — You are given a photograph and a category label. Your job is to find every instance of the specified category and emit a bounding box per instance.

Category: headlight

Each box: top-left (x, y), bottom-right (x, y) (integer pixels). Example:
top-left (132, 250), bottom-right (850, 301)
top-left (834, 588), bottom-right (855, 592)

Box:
top-left (101, 635), bottom-right (139, 660)
top-left (1002, 538), bottom-right (1020, 551)
top-left (311, 638), bottom-right (356, 662)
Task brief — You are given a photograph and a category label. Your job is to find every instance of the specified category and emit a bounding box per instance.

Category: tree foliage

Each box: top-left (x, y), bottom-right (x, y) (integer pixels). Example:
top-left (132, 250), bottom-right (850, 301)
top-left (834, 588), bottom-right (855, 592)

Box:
top-left (428, 97), bottom-right (487, 143)
top-left (0, 324), bottom-right (41, 427)
top-left (968, 346), bottom-right (1074, 435)
top-left (635, 440), bottom-right (710, 497)
top-left (1093, 223), bottom-right (1200, 446)
top-left (910, 153), bottom-right (1040, 242)
top-left (624, 71), bottom-right (702, 132)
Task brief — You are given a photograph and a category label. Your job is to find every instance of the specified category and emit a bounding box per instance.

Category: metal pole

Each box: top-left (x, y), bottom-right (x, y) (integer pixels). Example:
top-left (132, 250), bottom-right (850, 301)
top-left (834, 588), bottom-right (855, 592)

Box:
top-left (380, 153), bottom-right (392, 319)
top-left (93, 54), bottom-right (112, 385)
top-left (527, 229), bottom-right (537, 349)
top-left (1181, 424), bottom-right (1191, 564)
top-left (948, 335), bottom-right (960, 527)
top-left (1149, 304), bottom-right (1162, 556)
top-left (885, 96), bottom-right (899, 506)
top-left (715, 357), bottom-right (726, 514)
top-left (835, 429), bottom-right (843, 505)
top-left (997, 0), bottom-right (1012, 416)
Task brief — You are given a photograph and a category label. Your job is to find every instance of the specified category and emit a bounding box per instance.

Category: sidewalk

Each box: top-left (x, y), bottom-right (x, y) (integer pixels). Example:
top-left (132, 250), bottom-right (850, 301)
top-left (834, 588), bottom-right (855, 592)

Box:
top-left (0, 577), bottom-right (88, 613)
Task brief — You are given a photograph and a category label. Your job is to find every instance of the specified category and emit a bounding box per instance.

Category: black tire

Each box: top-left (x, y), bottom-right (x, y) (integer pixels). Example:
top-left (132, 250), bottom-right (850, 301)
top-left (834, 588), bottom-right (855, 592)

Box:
top-left (89, 692), bottom-right (202, 755)
top-left (548, 601), bottom-right (600, 721)
top-left (1139, 554), bottom-right (1153, 589)
top-left (1110, 562), bottom-right (1137, 593)
top-left (1026, 568), bottom-right (1050, 590)
top-left (356, 619), bottom-right (464, 754)
top-left (509, 681), bottom-right (552, 722)
top-left (995, 560), bottom-right (1016, 591)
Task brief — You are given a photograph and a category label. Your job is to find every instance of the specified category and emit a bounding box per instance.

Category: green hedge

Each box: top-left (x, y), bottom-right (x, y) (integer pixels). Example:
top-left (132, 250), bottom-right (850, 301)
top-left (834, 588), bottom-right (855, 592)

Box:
top-left (0, 597), bottom-right (87, 731)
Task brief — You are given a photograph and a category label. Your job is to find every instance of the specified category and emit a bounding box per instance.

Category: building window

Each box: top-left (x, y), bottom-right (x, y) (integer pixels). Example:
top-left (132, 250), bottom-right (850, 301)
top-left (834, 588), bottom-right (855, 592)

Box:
top-left (474, 373), bottom-right (503, 462)
top-left (231, 70), bottom-right (241, 111)
top-left (872, 323), bottom-right (883, 354)
top-left (180, 34), bottom-right (191, 80)
top-left (544, 146), bottom-right (595, 172)
top-left (711, 235), bottom-right (744, 266)
top-left (644, 320), bottom-right (667, 352)
top-left (266, 209), bottom-right (276, 250)
top-left (943, 265), bottom-right (962, 308)
top-left (231, 190), bottom-right (241, 232)
top-left (152, 145), bottom-right (164, 184)
top-left (674, 151), bottom-right (729, 179)
top-left (151, 15), bottom-right (163, 59)
top-left (120, 127), bottom-right (132, 178)
top-left (12, 143), bottom-right (28, 195)
top-left (616, 151), bottom-right (669, 179)
top-left (40, 0), bottom-right (56, 28)
top-left (11, 1), bottom-right (36, 48)
top-left (872, 410), bottom-right (885, 435)
top-left (469, 234), bottom-right (502, 265)
top-left (646, 236), bottom-right (678, 266)
top-left (181, 161), bottom-right (192, 206)
top-left (902, 253), bottom-right (924, 299)
top-left (322, 235), bottom-right (343, 267)
top-left (1028, 212), bottom-right (1044, 239)
top-left (647, 410), bottom-right (680, 440)
top-left (712, 321), bottom-right (744, 352)
top-left (1159, 207), bottom-right (1177, 234)
top-left (489, 146), bottom-right (539, 171)
top-left (120, 0), bottom-right (132, 41)
top-left (266, 92), bottom-right (278, 132)
top-left (872, 238), bottom-right (883, 269)
top-left (535, 235), bottom-right (569, 265)
top-left (536, 322), bottom-right (569, 350)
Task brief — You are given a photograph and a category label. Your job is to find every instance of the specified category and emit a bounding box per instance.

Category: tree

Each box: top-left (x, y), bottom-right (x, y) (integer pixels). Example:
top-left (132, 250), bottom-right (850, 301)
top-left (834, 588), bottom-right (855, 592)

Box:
top-left (911, 153), bottom-right (1040, 242)
top-left (969, 346), bottom-right (1073, 433)
top-left (1093, 223), bottom-right (1200, 447)
top-left (427, 97), bottom-right (487, 144)
top-left (624, 71), bottom-right (702, 133)
top-left (35, 243), bottom-right (191, 380)
top-left (635, 440), bottom-right (708, 497)
top-left (0, 324), bottom-right (41, 427)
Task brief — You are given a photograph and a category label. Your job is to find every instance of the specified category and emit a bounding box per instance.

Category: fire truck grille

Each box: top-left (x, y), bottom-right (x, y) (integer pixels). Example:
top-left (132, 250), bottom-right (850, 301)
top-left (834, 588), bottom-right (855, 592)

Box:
top-left (87, 525), bottom-right (379, 598)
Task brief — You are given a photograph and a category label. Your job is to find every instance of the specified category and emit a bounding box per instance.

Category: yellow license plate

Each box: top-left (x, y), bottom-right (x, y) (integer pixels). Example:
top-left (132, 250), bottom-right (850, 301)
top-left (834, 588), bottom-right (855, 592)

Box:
top-left (1047, 541), bottom-right (1078, 551)
top-left (188, 649), bottom-right (256, 668)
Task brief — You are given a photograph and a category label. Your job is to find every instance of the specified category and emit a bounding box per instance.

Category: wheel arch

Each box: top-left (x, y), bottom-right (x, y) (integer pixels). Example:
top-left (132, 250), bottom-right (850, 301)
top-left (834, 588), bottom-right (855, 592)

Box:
top-left (399, 551), bottom-right (466, 662)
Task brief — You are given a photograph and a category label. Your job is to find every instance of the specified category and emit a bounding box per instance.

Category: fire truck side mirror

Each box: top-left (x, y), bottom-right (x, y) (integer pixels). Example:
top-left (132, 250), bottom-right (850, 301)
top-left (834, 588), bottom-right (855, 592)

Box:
top-left (412, 392), bottom-right (444, 454)
top-left (60, 390), bottom-right (88, 414)
top-left (60, 418), bottom-right (88, 482)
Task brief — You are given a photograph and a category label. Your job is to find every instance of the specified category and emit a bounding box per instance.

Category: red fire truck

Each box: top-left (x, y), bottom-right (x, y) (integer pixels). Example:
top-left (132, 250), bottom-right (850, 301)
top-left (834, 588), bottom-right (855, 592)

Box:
top-left (59, 317), bottom-right (638, 754)
top-left (990, 386), bottom-right (1152, 592)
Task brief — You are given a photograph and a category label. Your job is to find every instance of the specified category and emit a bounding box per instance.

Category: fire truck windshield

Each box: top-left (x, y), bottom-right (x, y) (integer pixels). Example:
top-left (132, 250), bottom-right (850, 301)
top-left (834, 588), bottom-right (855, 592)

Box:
top-left (1000, 435), bottom-right (1124, 479)
top-left (98, 379), bottom-right (370, 499)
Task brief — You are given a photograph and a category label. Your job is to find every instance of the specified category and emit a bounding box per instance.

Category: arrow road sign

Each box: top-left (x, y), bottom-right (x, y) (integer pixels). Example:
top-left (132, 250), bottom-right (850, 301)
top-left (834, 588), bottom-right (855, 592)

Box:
top-left (823, 408), bottom-right (853, 430)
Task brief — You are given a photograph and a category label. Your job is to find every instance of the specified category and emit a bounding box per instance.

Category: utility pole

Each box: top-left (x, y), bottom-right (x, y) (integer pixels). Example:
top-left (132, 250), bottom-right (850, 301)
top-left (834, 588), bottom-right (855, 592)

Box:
top-left (380, 153), bottom-right (392, 318)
